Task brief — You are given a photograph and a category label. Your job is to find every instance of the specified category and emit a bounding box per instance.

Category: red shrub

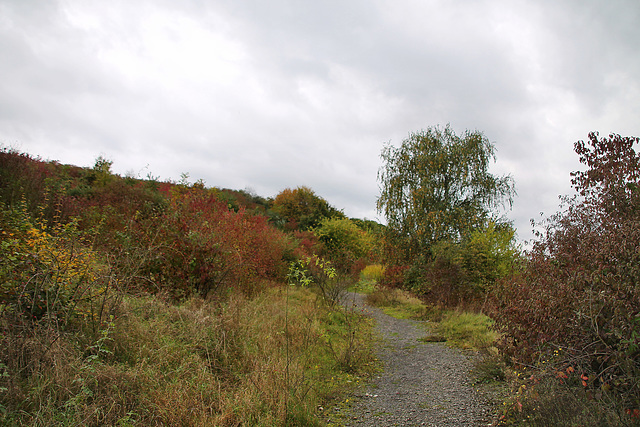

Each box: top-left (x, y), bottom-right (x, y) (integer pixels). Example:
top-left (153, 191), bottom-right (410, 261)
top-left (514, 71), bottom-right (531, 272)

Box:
top-left (380, 265), bottom-right (408, 289)
top-left (492, 132), bottom-right (640, 406)
top-left (134, 189), bottom-right (292, 299)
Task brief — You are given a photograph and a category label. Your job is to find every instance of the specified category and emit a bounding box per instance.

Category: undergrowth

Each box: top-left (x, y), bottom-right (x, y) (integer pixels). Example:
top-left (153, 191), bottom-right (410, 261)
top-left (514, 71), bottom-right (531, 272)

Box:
top-left (496, 362), bottom-right (635, 426)
top-left (0, 151), bottom-right (379, 426)
top-left (0, 286), bottom-right (376, 426)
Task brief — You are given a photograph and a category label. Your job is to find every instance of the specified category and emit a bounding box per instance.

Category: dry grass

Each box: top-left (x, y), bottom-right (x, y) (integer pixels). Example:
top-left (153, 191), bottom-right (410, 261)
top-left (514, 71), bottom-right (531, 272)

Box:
top-left (1, 286), bottom-right (375, 426)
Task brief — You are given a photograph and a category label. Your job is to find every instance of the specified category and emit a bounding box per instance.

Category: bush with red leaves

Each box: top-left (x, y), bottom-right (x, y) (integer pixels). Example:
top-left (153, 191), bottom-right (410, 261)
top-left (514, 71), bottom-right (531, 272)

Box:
top-left (493, 132), bottom-right (640, 409)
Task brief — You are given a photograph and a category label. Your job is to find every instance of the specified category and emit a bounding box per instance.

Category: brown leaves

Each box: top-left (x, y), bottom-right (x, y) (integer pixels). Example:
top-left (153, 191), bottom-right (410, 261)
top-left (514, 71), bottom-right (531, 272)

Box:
top-left (492, 131), bottom-right (640, 412)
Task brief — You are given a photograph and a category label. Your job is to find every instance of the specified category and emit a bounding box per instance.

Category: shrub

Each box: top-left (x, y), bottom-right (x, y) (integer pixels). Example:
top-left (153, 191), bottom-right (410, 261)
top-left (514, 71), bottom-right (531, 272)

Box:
top-left (151, 189), bottom-right (292, 298)
top-left (272, 186), bottom-right (344, 231)
top-left (493, 132), bottom-right (640, 421)
top-left (0, 147), bottom-right (51, 214)
top-left (0, 203), bottom-right (123, 424)
top-left (290, 256), bottom-right (351, 307)
top-left (314, 217), bottom-right (374, 271)
top-left (379, 265), bottom-right (408, 289)
top-left (360, 264), bottom-right (385, 283)
top-left (400, 221), bottom-right (518, 307)
top-left (0, 204), bottom-right (119, 330)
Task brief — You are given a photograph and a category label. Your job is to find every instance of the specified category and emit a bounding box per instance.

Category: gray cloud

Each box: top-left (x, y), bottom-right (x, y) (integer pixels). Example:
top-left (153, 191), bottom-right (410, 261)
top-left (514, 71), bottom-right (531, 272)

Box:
top-left (1, 0), bottom-right (639, 242)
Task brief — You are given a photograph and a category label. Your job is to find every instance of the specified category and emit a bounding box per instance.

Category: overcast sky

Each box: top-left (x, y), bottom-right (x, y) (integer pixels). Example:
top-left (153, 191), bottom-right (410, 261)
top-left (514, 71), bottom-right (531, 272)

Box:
top-left (1, 0), bottom-right (639, 243)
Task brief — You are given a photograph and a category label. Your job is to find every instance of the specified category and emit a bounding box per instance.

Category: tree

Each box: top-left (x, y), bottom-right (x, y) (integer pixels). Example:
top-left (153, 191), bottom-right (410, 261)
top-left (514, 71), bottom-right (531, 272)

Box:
top-left (272, 186), bottom-right (344, 230)
top-left (572, 131), bottom-right (640, 220)
top-left (412, 220), bottom-right (519, 305)
top-left (377, 124), bottom-right (515, 260)
top-left (90, 155), bottom-right (114, 187)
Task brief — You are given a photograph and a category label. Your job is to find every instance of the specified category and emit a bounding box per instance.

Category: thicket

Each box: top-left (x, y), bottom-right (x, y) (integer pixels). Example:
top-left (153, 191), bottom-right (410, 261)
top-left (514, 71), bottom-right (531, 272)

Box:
top-left (0, 147), bottom-right (378, 425)
top-left (493, 132), bottom-right (640, 425)
top-left (271, 186), bottom-right (382, 294)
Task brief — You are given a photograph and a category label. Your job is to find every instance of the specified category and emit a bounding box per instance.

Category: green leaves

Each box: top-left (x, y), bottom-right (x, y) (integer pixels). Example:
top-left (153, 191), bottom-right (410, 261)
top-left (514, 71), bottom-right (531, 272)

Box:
top-left (313, 217), bottom-right (374, 270)
top-left (272, 186), bottom-right (344, 231)
top-left (287, 259), bottom-right (313, 287)
top-left (377, 124), bottom-right (515, 257)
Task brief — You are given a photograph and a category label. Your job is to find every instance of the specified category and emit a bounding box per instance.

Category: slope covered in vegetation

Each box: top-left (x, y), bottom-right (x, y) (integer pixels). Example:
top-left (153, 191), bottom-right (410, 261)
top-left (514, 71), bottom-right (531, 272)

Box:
top-left (0, 148), bottom-right (380, 426)
top-left (3, 128), bottom-right (639, 426)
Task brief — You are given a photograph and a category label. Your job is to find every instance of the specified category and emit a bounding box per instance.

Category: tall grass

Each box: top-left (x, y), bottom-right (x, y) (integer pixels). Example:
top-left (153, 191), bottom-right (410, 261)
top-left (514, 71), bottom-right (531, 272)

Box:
top-left (436, 311), bottom-right (498, 351)
top-left (0, 286), bottom-right (375, 426)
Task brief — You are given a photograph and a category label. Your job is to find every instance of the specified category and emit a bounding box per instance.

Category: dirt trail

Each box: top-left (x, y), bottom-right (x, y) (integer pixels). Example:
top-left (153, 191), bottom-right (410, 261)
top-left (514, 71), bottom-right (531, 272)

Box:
top-left (332, 293), bottom-right (494, 426)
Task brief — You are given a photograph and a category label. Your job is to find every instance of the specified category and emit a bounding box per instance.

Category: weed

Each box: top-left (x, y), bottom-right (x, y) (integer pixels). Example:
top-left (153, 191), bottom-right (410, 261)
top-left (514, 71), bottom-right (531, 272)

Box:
top-left (498, 370), bottom-right (629, 426)
top-left (0, 285), bottom-right (376, 426)
top-left (473, 356), bottom-right (506, 384)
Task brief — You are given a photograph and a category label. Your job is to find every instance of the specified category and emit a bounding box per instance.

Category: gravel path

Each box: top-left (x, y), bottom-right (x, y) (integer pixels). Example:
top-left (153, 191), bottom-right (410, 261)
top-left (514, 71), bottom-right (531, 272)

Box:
top-left (333, 293), bottom-right (495, 426)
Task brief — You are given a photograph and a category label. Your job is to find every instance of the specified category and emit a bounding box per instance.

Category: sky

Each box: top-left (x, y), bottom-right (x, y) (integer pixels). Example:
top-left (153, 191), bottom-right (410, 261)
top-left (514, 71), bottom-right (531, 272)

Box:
top-left (1, 0), bottom-right (639, 243)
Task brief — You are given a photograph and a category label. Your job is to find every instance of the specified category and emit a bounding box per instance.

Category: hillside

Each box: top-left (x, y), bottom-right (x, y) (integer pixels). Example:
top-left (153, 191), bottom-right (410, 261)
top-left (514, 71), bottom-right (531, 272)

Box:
top-left (0, 148), bottom-right (381, 425)
top-left (2, 132), bottom-right (640, 426)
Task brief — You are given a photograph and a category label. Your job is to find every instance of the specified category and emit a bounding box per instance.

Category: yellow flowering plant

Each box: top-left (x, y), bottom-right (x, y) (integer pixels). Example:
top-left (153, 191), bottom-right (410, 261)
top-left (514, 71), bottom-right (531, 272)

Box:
top-left (0, 205), bottom-right (115, 329)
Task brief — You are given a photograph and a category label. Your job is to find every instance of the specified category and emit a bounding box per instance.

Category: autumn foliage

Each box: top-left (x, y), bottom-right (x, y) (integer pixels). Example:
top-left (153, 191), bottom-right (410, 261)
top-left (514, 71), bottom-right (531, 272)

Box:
top-left (143, 189), bottom-right (293, 298)
top-left (493, 132), bottom-right (640, 416)
top-left (376, 125), bottom-right (518, 306)
top-left (0, 149), bottom-right (295, 301)
top-left (0, 147), bottom-right (379, 425)
top-left (272, 186), bottom-right (344, 230)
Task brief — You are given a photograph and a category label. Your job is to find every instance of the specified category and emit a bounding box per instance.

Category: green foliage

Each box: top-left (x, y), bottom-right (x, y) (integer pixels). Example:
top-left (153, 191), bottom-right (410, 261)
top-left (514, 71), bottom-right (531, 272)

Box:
top-left (377, 124), bottom-right (515, 259)
top-left (93, 155), bottom-right (113, 175)
top-left (287, 259), bottom-right (315, 288)
top-left (314, 217), bottom-right (374, 271)
top-left (360, 264), bottom-right (385, 283)
top-left (462, 221), bottom-right (519, 286)
top-left (406, 221), bottom-right (519, 305)
top-left (435, 311), bottom-right (498, 350)
top-left (288, 256), bottom-right (353, 308)
top-left (272, 186), bottom-right (344, 231)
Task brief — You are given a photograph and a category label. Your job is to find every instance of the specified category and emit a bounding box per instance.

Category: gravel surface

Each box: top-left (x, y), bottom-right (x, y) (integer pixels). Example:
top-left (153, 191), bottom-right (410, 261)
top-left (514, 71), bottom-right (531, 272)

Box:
top-left (331, 293), bottom-right (495, 426)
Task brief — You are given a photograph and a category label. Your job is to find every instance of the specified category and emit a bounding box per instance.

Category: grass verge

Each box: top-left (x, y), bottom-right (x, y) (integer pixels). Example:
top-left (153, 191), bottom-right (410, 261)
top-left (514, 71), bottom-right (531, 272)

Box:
top-left (364, 283), bottom-right (507, 425)
top-left (364, 285), bottom-right (497, 351)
